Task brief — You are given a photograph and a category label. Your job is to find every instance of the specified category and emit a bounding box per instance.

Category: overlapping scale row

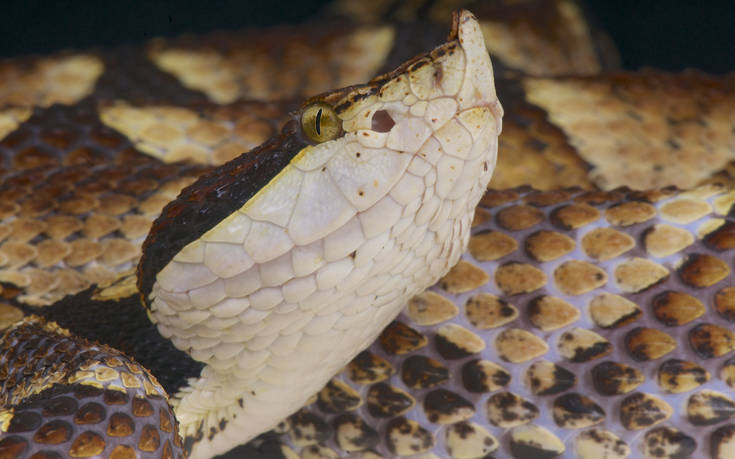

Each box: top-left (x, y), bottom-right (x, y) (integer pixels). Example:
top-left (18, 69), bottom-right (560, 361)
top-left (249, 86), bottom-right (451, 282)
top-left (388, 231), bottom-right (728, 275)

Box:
top-left (0, 104), bottom-right (209, 309)
top-left (148, 24), bottom-right (396, 104)
top-left (268, 184), bottom-right (735, 458)
top-left (0, 317), bottom-right (183, 458)
top-left (0, 55), bottom-right (103, 108)
top-left (522, 72), bottom-right (735, 191)
top-left (99, 101), bottom-right (285, 166)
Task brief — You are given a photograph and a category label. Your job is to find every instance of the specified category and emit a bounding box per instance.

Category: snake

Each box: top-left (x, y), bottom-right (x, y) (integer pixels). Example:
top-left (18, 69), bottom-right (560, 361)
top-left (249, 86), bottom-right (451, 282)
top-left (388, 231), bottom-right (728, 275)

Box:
top-left (1, 1), bottom-right (735, 458)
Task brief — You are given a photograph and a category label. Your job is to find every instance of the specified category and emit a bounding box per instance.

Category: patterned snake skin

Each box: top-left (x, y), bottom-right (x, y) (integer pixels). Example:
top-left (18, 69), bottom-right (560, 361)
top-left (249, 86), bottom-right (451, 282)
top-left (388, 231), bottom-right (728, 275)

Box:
top-left (1, 1), bottom-right (735, 458)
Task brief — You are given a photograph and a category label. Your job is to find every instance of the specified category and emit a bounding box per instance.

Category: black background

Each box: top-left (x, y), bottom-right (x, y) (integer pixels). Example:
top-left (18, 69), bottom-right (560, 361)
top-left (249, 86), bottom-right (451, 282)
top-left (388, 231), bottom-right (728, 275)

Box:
top-left (1, 1), bottom-right (734, 73)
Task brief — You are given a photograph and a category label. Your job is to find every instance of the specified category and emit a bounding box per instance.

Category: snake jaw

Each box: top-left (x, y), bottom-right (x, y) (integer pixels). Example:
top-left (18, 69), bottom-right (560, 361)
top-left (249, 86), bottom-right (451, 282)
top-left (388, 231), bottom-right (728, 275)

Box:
top-left (139, 9), bottom-right (502, 457)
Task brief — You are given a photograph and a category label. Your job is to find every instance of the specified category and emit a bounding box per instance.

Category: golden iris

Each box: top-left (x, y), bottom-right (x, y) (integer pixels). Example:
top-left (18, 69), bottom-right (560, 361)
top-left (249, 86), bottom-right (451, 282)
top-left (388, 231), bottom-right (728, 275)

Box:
top-left (301, 102), bottom-right (341, 143)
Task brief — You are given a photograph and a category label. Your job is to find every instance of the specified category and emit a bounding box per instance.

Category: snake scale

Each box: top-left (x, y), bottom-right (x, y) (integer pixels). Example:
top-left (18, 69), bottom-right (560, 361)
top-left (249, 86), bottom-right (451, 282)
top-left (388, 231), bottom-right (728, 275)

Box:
top-left (1, 1), bottom-right (735, 458)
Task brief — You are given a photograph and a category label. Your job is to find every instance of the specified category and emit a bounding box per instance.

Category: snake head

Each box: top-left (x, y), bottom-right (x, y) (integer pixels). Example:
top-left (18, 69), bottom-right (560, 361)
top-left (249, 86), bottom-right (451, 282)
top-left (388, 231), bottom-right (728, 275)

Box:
top-left (139, 9), bottom-right (503, 308)
top-left (137, 10), bottom-right (502, 456)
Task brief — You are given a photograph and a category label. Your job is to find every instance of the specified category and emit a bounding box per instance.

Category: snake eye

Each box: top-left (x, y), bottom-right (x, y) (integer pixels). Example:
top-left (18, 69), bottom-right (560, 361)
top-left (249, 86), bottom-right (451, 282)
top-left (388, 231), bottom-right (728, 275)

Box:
top-left (301, 102), bottom-right (341, 143)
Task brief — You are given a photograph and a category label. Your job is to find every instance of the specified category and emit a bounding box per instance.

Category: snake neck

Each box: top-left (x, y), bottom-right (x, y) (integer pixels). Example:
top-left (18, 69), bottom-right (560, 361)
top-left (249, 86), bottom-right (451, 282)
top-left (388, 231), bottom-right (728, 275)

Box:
top-left (173, 162), bottom-right (493, 458)
top-left (23, 290), bottom-right (204, 397)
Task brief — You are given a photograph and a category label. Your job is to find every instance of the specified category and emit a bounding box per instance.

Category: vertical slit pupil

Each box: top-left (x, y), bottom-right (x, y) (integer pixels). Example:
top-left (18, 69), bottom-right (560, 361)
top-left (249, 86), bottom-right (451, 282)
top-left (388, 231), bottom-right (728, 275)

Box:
top-left (315, 108), bottom-right (323, 135)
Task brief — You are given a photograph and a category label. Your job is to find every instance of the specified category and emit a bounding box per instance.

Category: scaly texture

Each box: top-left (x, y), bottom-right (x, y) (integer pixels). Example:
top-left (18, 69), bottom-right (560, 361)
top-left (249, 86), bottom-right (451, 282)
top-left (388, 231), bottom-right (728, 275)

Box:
top-left (0, 103), bottom-right (208, 306)
top-left (0, 2), bottom-right (735, 459)
top-left (523, 71), bottom-right (735, 190)
top-left (0, 317), bottom-right (184, 458)
top-left (266, 184), bottom-right (735, 458)
top-left (143, 12), bottom-right (502, 458)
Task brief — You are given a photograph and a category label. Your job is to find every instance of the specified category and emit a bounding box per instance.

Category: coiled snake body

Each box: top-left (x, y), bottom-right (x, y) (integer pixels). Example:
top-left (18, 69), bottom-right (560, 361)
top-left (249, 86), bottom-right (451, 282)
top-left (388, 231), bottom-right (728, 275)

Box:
top-left (1, 2), bottom-right (735, 458)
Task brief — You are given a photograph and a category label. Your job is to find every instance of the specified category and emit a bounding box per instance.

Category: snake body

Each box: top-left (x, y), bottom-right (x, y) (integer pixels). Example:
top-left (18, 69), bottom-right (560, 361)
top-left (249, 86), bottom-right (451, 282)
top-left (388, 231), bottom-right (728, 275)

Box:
top-left (0, 1), bottom-right (735, 458)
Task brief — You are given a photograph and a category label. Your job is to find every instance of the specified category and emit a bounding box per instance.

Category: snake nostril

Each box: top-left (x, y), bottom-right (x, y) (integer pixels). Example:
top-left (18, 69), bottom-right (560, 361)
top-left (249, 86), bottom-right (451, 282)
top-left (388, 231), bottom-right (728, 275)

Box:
top-left (371, 110), bottom-right (395, 133)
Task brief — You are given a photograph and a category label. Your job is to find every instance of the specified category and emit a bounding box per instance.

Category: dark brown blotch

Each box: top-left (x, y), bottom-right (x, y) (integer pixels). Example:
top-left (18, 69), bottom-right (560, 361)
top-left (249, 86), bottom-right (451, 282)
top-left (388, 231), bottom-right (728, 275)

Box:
top-left (138, 424), bottom-right (161, 452)
top-left (132, 396), bottom-right (154, 417)
top-left (651, 290), bottom-right (706, 326)
top-left (288, 409), bottom-right (332, 445)
top-left (509, 424), bottom-right (565, 459)
top-left (588, 293), bottom-right (641, 329)
top-left (711, 424), bottom-right (735, 459)
top-left (704, 221), bottom-right (735, 251)
top-left (689, 323), bottom-right (735, 359)
top-left (679, 253), bottom-right (730, 288)
top-left (159, 409), bottom-right (173, 434)
top-left (715, 287), bottom-right (735, 322)
top-left (74, 402), bottom-right (106, 425)
top-left (73, 385), bottom-right (103, 399)
top-left (333, 413), bottom-right (379, 452)
top-left (7, 411), bottom-right (42, 433)
top-left (465, 292), bottom-right (518, 329)
top-left (41, 396), bottom-right (78, 417)
top-left (346, 351), bottom-right (395, 384)
top-left (433, 325), bottom-right (484, 359)
top-left (480, 189), bottom-right (519, 207)
top-left (551, 203), bottom-right (600, 229)
top-left (558, 328), bottom-right (612, 363)
top-left (687, 390), bottom-right (735, 426)
top-left (574, 190), bottom-right (624, 205)
top-left (524, 190), bottom-right (573, 207)
top-left (619, 392), bottom-right (672, 430)
top-left (658, 359), bottom-right (710, 393)
top-left (591, 361), bottom-right (644, 396)
top-left (401, 355), bottom-right (449, 389)
top-left (0, 436), bottom-right (27, 459)
top-left (462, 359), bottom-right (511, 393)
top-left (107, 412), bottom-right (135, 437)
top-left (525, 360), bottom-right (576, 396)
top-left (527, 295), bottom-right (580, 331)
top-left (379, 321), bottom-right (427, 355)
top-left (624, 327), bottom-right (676, 361)
top-left (445, 421), bottom-right (498, 457)
top-left (160, 442), bottom-right (174, 459)
top-left (496, 204), bottom-right (544, 231)
top-left (69, 431), bottom-right (106, 457)
top-left (366, 383), bottom-right (414, 418)
top-left (423, 389), bottom-right (474, 424)
top-left (33, 420), bottom-right (72, 444)
top-left (552, 393), bottom-right (605, 429)
top-left (576, 429), bottom-right (629, 458)
top-left (642, 427), bottom-right (697, 459)
top-left (103, 389), bottom-right (129, 405)
top-left (486, 391), bottom-right (539, 428)
top-left (316, 379), bottom-right (362, 414)
top-left (384, 416), bottom-right (434, 456)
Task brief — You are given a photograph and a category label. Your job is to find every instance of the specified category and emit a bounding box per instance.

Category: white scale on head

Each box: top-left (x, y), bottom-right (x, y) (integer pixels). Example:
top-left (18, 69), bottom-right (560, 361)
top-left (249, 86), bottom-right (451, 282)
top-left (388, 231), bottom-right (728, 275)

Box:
top-left (147, 10), bottom-right (503, 458)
